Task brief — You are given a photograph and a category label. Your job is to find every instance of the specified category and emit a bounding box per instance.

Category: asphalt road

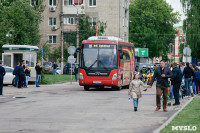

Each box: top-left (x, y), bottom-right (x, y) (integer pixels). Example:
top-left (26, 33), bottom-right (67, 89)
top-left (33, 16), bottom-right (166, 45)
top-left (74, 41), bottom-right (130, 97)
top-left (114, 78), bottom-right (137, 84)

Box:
top-left (0, 82), bottom-right (189, 133)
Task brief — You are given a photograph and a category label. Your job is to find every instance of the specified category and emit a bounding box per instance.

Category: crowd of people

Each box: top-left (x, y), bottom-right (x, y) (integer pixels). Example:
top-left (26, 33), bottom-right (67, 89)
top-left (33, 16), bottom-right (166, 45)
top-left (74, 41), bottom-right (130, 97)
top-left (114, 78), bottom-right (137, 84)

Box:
top-left (14, 60), bottom-right (31, 89)
top-left (129, 60), bottom-right (200, 112)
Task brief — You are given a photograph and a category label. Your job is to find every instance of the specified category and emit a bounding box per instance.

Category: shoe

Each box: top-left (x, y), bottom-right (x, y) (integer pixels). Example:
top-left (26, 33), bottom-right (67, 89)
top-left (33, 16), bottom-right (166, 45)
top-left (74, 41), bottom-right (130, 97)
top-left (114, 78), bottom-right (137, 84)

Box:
top-left (134, 107), bottom-right (137, 112)
top-left (36, 86), bottom-right (39, 87)
top-left (173, 103), bottom-right (180, 106)
top-left (155, 107), bottom-right (161, 111)
top-left (163, 107), bottom-right (167, 112)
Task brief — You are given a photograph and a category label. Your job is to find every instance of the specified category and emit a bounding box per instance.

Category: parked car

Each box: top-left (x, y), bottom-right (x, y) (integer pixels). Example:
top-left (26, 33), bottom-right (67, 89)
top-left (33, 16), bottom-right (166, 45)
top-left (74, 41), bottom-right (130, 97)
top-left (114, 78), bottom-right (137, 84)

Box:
top-left (63, 63), bottom-right (77, 74)
top-left (56, 67), bottom-right (61, 75)
top-left (3, 66), bottom-right (15, 86)
top-left (135, 63), bottom-right (153, 72)
top-left (43, 62), bottom-right (52, 74)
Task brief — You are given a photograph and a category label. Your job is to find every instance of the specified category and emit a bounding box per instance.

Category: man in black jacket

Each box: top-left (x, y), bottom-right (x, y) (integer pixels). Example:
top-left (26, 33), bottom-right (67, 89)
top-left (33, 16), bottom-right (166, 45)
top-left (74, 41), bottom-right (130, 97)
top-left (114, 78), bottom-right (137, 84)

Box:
top-left (183, 62), bottom-right (194, 97)
top-left (171, 63), bottom-right (182, 106)
top-left (0, 60), bottom-right (5, 95)
top-left (35, 63), bottom-right (42, 87)
top-left (149, 60), bottom-right (173, 112)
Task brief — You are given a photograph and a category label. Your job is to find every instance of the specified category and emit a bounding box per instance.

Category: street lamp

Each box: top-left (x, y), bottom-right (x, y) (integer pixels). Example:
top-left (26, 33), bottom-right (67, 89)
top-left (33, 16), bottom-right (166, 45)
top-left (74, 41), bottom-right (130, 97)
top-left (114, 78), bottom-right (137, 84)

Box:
top-left (73, 4), bottom-right (84, 63)
top-left (6, 30), bottom-right (15, 45)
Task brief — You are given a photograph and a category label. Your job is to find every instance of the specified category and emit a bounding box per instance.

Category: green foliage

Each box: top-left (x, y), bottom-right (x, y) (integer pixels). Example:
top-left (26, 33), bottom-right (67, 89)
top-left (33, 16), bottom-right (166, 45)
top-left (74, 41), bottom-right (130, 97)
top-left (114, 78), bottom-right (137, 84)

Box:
top-left (181, 0), bottom-right (200, 60)
top-left (37, 42), bottom-right (51, 61)
top-left (0, 0), bottom-right (45, 58)
top-left (129, 0), bottom-right (179, 59)
top-left (65, 15), bottom-right (107, 48)
top-left (161, 97), bottom-right (200, 133)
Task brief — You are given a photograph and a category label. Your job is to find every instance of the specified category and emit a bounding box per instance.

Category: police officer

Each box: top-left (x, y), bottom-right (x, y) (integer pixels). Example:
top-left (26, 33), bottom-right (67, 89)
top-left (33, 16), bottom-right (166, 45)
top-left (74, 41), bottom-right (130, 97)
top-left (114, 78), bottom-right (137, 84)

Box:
top-left (0, 60), bottom-right (6, 95)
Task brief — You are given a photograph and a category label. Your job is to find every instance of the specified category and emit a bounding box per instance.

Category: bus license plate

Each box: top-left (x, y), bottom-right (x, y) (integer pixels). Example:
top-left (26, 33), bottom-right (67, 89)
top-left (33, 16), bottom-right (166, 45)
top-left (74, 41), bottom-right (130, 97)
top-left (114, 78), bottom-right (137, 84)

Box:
top-left (93, 81), bottom-right (102, 84)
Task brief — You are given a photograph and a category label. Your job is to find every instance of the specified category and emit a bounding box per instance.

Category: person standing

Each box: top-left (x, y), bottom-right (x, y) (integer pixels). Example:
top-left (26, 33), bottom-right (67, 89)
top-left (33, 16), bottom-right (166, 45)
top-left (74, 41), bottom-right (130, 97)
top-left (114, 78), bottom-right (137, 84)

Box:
top-left (21, 60), bottom-right (27, 87)
top-left (25, 66), bottom-right (31, 87)
top-left (35, 63), bottom-right (42, 87)
top-left (171, 63), bottom-right (182, 106)
top-left (52, 62), bottom-right (58, 75)
top-left (149, 60), bottom-right (173, 112)
top-left (128, 73), bottom-right (149, 112)
top-left (14, 62), bottom-right (20, 87)
top-left (183, 62), bottom-right (194, 97)
top-left (74, 64), bottom-right (79, 82)
top-left (194, 67), bottom-right (200, 95)
top-left (0, 60), bottom-right (6, 95)
top-left (17, 62), bottom-right (25, 89)
top-left (66, 61), bottom-right (70, 74)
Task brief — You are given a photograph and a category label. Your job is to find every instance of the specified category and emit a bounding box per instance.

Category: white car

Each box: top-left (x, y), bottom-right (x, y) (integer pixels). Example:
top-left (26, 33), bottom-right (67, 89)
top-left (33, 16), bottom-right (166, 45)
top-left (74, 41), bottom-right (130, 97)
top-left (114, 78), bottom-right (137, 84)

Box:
top-left (56, 67), bottom-right (61, 75)
top-left (3, 66), bottom-right (15, 85)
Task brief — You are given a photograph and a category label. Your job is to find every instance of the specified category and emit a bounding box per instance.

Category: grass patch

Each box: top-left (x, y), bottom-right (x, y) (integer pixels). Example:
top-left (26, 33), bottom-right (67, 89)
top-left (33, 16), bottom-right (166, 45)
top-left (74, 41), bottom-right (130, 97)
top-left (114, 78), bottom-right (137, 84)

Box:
top-left (41, 74), bottom-right (75, 84)
top-left (161, 97), bottom-right (200, 133)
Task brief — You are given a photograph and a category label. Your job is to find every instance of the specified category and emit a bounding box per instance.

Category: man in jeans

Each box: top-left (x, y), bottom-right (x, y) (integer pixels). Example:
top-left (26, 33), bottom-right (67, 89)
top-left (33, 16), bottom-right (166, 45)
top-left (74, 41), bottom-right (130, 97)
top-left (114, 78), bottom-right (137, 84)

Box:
top-left (183, 62), bottom-right (194, 97)
top-left (149, 60), bottom-right (173, 112)
top-left (35, 63), bottom-right (42, 87)
top-left (52, 62), bottom-right (58, 75)
top-left (171, 63), bottom-right (182, 106)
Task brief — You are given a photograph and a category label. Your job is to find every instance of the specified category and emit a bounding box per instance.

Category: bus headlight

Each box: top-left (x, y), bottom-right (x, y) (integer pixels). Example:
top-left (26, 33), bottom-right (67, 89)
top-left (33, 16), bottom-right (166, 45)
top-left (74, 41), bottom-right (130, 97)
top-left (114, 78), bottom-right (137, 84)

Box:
top-left (112, 73), bottom-right (117, 80)
top-left (79, 73), bottom-right (84, 79)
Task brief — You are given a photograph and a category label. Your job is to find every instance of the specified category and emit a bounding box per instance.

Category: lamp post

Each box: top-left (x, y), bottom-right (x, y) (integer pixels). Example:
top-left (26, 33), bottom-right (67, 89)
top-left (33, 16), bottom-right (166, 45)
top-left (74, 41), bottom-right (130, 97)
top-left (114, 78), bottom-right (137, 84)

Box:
top-left (73, 4), bottom-right (81, 63)
top-left (6, 30), bottom-right (15, 45)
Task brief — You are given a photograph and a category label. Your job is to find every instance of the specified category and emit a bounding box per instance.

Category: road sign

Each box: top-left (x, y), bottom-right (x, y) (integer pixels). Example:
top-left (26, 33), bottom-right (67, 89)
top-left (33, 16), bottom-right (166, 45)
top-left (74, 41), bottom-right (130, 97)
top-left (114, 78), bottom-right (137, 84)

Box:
top-left (68, 55), bottom-right (76, 63)
top-left (135, 48), bottom-right (149, 57)
top-left (68, 46), bottom-right (76, 55)
top-left (183, 47), bottom-right (191, 56)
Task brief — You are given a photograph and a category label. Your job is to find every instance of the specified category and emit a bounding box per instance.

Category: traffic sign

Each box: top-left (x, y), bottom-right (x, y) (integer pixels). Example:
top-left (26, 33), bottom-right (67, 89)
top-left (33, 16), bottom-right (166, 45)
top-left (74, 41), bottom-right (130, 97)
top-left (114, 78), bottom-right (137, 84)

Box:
top-left (135, 48), bottom-right (149, 57)
top-left (68, 55), bottom-right (76, 63)
top-left (68, 46), bottom-right (76, 55)
top-left (183, 47), bottom-right (191, 56)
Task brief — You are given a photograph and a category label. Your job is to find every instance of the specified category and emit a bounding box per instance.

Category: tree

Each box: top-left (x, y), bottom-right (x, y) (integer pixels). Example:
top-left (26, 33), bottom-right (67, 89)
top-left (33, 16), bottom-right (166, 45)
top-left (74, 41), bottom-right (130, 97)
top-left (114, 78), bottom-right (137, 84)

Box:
top-left (65, 15), bottom-right (107, 48)
top-left (0, 0), bottom-right (45, 58)
top-left (129, 0), bottom-right (179, 60)
top-left (181, 0), bottom-right (200, 60)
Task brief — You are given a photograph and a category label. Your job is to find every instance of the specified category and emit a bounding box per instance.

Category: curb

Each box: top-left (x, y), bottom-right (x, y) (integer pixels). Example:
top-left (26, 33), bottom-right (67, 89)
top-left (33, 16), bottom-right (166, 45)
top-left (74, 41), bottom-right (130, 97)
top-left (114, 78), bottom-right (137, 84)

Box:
top-left (153, 97), bottom-right (194, 133)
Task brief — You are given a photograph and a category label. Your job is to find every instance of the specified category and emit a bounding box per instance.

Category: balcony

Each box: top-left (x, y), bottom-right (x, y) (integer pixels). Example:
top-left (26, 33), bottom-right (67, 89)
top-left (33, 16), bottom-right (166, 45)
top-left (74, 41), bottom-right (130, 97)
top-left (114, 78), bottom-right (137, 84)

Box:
top-left (63, 5), bottom-right (85, 15)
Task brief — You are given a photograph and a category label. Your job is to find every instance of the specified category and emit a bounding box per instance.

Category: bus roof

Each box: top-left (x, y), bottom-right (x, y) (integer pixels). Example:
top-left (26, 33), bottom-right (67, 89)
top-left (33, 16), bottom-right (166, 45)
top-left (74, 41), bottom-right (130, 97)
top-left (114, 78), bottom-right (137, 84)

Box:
top-left (82, 36), bottom-right (134, 46)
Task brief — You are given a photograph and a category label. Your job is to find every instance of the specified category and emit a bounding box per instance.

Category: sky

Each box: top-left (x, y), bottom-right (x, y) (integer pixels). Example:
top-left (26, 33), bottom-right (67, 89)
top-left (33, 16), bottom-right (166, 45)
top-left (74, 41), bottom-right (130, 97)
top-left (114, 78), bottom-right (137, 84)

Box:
top-left (166, 0), bottom-right (186, 27)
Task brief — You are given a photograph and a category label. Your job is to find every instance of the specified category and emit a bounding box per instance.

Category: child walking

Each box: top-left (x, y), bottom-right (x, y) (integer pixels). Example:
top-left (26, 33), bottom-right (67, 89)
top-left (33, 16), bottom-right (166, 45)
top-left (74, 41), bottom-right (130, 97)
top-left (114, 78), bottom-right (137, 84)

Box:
top-left (128, 73), bottom-right (149, 112)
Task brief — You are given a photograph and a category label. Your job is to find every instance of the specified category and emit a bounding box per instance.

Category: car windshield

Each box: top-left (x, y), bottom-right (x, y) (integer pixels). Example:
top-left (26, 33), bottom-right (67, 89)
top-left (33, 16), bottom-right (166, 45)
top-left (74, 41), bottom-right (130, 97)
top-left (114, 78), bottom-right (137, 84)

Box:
top-left (81, 44), bottom-right (117, 69)
top-left (43, 62), bottom-right (52, 66)
top-left (5, 68), bottom-right (13, 73)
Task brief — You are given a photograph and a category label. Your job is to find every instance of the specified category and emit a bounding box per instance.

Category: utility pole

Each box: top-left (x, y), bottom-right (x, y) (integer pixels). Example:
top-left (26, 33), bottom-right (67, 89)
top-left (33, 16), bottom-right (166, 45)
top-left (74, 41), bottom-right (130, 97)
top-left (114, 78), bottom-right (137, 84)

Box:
top-left (73, 3), bottom-right (80, 63)
top-left (60, 0), bottom-right (64, 74)
top-left (76, 9), bottom-right (79, 63)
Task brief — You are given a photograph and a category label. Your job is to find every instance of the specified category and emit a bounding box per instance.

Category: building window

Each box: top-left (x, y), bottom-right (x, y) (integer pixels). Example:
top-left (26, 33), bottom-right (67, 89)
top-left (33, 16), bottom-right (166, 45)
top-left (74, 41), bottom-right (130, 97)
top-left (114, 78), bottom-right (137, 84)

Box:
top-left (89, 17), bottom-right (97, 26)
top-left (31, 0), bottom-right (39, 6)
top-left (49, 35), bottom-right (57, 44)
top-left (64, 0), bottom-right (83, 6)
top-left (64, 17), bottom-right (77, 25)
top-left (49, 0), bottom-right (56, 6)
top-left (64, 0), bottom-right (73, 6)
top-left (89, 0), bottom-right (96, 6)
top-left (49, 18), bottom-right (57, 26)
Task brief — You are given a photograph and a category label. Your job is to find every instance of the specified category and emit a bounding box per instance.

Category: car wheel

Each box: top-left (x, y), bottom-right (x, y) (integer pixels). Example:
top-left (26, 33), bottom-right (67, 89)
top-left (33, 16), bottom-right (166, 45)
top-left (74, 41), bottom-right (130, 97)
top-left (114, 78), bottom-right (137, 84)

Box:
top-left (84, 86), bottom-right (90, 91)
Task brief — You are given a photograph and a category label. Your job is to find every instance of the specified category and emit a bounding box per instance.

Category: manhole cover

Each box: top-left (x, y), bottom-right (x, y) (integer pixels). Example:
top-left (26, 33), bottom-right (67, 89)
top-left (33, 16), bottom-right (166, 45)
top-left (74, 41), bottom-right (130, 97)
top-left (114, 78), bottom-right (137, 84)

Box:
top-left (13, 97), bottom-right (26, 99)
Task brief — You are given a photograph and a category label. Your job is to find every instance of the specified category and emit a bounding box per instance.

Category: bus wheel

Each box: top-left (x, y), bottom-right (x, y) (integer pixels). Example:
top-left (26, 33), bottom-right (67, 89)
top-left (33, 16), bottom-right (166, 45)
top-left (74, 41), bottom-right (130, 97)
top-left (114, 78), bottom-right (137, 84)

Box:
top-left (84, 86), bottom-right (90, 91)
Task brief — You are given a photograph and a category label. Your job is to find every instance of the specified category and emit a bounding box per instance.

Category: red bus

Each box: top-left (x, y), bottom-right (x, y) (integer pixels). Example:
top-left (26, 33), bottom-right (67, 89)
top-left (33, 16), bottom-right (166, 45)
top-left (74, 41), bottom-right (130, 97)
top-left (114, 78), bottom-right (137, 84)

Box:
top-left (78, 36), bottom-right (135, 91)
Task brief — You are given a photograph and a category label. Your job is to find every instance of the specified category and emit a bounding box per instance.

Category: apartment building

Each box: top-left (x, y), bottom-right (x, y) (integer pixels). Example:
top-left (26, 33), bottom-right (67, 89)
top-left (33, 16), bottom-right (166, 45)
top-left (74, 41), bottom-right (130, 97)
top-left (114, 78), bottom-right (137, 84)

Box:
top-left (85, 0), bottom-right (129, 42)
top-left (38, 0), bottom-right (130, 51)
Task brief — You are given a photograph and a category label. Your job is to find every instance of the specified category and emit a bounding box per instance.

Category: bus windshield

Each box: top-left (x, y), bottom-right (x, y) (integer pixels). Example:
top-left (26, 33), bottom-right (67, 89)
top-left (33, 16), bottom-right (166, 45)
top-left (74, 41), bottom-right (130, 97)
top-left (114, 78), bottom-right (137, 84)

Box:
top-left (81, 44), bottom-right (117, 70)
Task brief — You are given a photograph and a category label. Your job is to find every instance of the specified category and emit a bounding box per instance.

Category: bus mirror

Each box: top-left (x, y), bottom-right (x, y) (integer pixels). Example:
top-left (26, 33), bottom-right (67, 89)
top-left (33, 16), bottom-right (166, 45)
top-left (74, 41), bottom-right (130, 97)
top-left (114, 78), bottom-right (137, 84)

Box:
top-left (120, 53), bottom-right (123, 59)
top-left (119, 48), bottom-right (122, 52)
top-left (74, 52), bottom-right (77, 58)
